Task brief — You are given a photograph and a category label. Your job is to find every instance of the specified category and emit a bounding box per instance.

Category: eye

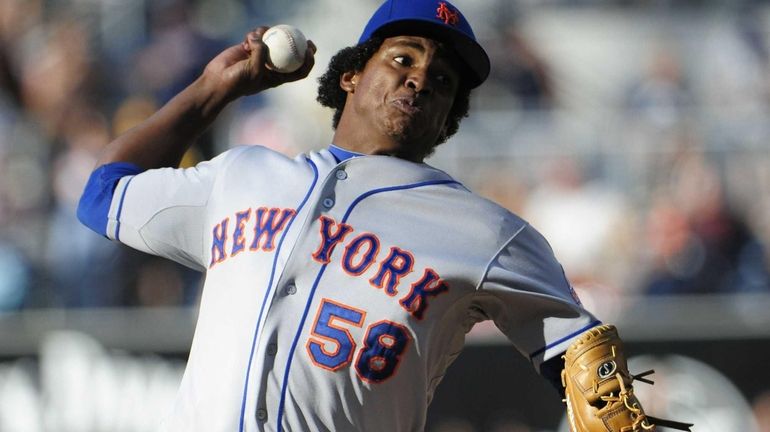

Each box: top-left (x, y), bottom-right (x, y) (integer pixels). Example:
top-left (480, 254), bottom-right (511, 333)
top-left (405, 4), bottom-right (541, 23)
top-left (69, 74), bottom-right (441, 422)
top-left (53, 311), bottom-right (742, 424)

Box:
top-left (393, 55), bottom-right (412, 66)
top-left (434, 73), bottom-right (455, 88)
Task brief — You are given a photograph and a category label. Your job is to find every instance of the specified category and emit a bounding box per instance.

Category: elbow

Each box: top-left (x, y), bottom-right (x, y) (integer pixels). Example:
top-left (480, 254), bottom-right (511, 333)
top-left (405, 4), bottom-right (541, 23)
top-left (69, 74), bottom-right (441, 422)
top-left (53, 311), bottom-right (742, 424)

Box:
top-left (76, 162), bottom-right (144, 238)
top-left (77, 181), bottom-right (110, 238)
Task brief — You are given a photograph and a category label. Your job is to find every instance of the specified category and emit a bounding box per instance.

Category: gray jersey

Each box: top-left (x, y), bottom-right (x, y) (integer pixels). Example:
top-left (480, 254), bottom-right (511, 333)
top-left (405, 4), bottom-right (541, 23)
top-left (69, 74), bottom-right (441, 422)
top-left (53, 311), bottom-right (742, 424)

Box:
top-left (106, 146), bottom-right (597, 431)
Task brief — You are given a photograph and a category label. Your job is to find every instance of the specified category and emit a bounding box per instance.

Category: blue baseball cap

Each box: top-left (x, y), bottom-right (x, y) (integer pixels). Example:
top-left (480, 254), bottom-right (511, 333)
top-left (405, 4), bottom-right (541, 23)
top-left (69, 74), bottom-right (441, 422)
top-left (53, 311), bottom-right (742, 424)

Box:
top-left (359, 0), bottom-right (490, 88)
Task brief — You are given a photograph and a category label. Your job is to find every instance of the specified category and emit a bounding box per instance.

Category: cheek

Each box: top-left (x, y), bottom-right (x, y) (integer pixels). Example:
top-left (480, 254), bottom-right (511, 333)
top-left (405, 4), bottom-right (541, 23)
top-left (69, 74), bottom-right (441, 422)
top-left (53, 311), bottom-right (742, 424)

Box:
top-left (365, 75), bottom-right (392, 100)
top-left (432, 99), bottom-right (454, 127)
top-left (353, 77), bottom-right (388, 112)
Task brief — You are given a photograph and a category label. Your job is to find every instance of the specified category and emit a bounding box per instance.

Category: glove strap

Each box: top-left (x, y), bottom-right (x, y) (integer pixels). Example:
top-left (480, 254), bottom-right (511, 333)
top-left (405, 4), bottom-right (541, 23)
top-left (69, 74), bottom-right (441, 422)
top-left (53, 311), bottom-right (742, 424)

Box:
top-left (629, 370), bottom-right (693, 432)
top-left (645, 416), bottom-right (694, 431)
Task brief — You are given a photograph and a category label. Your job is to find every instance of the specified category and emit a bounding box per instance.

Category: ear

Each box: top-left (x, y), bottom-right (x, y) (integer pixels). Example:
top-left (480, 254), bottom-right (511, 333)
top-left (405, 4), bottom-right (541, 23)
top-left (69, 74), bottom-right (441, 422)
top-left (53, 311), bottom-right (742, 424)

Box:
top-left (340, 71), bottom-right (358, 93)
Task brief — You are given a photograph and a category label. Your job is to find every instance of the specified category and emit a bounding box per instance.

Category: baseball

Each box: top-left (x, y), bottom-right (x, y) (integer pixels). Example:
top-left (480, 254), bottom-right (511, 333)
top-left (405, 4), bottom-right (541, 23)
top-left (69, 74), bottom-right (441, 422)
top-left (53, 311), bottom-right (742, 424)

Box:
top-left (262, 24), bottom-right (308, 73)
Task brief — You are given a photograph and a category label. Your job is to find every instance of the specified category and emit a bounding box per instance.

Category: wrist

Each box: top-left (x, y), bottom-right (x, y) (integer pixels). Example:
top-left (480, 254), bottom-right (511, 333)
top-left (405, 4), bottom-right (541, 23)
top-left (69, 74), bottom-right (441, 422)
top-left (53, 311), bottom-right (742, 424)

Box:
top-left (188, 73), bottom-right (236, 118)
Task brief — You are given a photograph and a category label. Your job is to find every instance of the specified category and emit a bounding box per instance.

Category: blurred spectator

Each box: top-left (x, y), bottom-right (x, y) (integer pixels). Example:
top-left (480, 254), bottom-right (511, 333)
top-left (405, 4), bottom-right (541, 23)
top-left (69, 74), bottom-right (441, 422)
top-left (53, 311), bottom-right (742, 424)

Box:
top-left (3, 5), bottom-right (123, 308)
top-left (754, 390), bottom-right (770, 432)
top-left (493, 26), bottom-right (554, 110)
top-left (18, 17), bottom-right (106, 138)
top-left (698, 3), bottom-right (769, 119)
top-left (485, 22), bottom-right (554, 111)
top-left (0, 0), bottom-right (42, 107)
top-left (522, 157), bottom-right (634, 309)
top-left (472, 161), bottom-right (529, 216)
top-left (624, 45), bottom-right (693, 130)
top-left (133, 0), bottom-right (224, 103)
top-left (0, 241), bottom-right (30, 310)
top-left (641, 149), bottom-right (770, 295)
top-left (130, 0), bottom-right (230, 159)
top-left (42, 103), bottom-right (128, 307)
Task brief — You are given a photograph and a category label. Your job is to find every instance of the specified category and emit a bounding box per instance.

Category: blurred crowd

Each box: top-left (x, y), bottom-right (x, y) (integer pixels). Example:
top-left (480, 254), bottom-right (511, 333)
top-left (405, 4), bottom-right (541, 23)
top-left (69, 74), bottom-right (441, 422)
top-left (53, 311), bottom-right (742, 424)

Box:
top-left (0, 0), bottom-right (769, 314)
top-left (460, 0), bottom-right (770, 308)
top-left (0, 0), bottom-right (242, 310)
top-left (0, 1), bottom-right (769, 431)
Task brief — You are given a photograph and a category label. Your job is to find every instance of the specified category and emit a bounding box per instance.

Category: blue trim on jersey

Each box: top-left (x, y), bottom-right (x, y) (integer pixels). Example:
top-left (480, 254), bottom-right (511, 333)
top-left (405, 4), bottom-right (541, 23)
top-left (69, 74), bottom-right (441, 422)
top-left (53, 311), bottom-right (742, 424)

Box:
top-left (276, 178), bottom-right (461, 431)
top-left (238, 157), bottom-right (319, 432)
top-left (328, 144), bottom-right (363, 163)
top-left (76, 162), bottom-right (144, 237)
top-left (528, 319), bottom-right (602, 360)
top-left (114, 176), bottom-right (137, 242)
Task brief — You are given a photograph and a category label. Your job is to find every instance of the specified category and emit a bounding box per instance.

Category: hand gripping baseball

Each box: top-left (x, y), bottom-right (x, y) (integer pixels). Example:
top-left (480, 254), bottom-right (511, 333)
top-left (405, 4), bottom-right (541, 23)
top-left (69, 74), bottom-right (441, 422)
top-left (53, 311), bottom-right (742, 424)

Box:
top-left (561, 325), bottom-right (693, 432)
top-left (203, 27), bottom-right (316, 100)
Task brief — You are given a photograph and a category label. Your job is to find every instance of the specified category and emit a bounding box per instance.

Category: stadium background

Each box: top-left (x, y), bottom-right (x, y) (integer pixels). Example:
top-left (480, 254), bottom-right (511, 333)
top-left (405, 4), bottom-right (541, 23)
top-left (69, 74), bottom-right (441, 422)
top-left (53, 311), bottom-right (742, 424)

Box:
top-left (0, 0), bottom-right (769, 430)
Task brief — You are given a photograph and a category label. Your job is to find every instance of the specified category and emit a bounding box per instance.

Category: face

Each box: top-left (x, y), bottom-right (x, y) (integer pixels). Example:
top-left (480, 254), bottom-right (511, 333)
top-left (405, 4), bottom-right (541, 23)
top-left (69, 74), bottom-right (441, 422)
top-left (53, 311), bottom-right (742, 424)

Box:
top-left (340, 36), bottom-right (461, 162)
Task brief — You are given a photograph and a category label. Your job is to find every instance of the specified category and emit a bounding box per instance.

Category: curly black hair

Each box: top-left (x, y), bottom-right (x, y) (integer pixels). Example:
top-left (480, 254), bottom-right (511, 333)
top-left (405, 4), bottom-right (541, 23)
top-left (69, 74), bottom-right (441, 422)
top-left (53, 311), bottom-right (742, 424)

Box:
top-left (316, 37), bottom-right (472, 148)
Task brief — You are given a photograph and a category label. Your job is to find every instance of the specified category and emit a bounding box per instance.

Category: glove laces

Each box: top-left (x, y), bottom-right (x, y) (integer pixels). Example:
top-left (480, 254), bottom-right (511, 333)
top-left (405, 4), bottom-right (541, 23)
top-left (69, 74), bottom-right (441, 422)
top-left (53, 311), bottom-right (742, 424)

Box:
top-left (603, 370), bottom-right (692, 432)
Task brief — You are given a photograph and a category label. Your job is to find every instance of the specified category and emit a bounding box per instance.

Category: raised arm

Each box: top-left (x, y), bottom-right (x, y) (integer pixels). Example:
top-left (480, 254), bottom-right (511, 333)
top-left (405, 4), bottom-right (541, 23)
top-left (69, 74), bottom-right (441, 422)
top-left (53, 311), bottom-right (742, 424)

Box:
top-left (77, 28), bottom-right (315, 238)
top-left (98, 27), bottom-right (316, 169)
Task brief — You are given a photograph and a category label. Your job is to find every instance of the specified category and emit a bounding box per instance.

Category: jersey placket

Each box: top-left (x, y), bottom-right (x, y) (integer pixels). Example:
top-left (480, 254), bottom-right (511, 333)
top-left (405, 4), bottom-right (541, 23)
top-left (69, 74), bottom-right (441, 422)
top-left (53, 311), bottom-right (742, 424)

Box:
top-left (245, 161), bottom-right (351, 431)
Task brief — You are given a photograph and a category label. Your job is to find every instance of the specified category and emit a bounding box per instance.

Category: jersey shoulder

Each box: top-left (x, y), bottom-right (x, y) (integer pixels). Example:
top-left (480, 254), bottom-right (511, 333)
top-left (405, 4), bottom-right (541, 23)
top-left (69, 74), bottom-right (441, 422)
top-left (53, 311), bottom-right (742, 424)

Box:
top-left (215, 145), bottom-right (334, 183)
top-left (220, 145), bottom-right (309, 169)
top-left (439, 179), bottom-right (530, 241)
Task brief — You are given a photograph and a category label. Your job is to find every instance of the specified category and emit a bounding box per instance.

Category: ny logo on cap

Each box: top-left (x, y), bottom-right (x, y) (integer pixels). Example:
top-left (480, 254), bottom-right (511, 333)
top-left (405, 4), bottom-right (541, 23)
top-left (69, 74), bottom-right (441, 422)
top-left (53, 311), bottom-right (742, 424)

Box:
top-left (435, 2), bottom-right (460, 26)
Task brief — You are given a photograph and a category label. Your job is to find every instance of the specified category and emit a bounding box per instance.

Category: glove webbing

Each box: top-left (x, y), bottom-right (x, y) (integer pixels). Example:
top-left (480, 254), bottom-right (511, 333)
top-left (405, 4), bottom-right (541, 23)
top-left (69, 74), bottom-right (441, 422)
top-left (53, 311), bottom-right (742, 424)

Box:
top-left (613, 370), bottom-right (693, 432)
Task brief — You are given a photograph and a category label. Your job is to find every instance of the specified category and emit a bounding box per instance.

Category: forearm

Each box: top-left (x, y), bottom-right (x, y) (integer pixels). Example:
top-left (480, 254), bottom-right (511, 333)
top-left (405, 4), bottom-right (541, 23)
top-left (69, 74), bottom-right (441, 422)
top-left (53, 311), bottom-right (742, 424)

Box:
top-left (96, 28), bottom-right (315, 170)
top-left (98, 74), bottom-right (231, 169)
top-left (79, 28), bottom-right (315, 240)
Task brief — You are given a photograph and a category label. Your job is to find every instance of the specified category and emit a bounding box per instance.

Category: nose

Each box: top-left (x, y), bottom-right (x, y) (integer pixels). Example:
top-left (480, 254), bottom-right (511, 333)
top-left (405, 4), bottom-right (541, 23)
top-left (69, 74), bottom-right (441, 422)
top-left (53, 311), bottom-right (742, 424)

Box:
top-left (405, 68), bottom-right (431, 94)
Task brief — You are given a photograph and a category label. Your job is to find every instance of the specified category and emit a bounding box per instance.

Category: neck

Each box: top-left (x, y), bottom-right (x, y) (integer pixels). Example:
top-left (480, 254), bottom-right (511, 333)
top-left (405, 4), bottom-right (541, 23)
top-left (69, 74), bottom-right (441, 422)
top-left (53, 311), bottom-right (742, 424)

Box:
top-left (332, 123), bottom-right (427, 163)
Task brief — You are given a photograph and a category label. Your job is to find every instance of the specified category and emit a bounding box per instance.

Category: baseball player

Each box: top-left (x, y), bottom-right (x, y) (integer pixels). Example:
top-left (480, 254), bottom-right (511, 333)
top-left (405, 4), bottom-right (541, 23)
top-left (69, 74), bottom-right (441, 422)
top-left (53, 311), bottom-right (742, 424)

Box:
top-left (77, 0), bottom-right (692, 431)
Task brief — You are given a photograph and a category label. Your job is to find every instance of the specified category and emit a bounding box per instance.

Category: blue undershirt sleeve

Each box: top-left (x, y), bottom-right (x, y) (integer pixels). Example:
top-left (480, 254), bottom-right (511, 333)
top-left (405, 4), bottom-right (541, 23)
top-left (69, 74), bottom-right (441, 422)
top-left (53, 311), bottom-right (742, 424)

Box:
top-left (77, 162), bottom-right (145, 237)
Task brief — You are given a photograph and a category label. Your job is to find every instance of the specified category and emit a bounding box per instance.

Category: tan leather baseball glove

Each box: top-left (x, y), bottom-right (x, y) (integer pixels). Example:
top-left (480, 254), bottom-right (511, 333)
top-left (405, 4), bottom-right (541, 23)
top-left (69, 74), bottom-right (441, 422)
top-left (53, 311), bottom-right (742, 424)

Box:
top-left (561, 324), bottom-right (693, 432)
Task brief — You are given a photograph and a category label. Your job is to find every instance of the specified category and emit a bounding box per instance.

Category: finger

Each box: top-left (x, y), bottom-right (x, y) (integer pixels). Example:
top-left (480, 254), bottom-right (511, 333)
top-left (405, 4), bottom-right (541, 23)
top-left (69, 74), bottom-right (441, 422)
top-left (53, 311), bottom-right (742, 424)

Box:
top-left (243, 27), bottom-right (273, 79)
top-left (242, 26), bottom-right (270, 53)
top-left (205, 41), bottom-right (252, 78)
top-left (245, 27), bottom-right (269, 41)
top-left (280, 41), bottom-right (316, 82)
top-left (249, 27), bottom-right (270, 44)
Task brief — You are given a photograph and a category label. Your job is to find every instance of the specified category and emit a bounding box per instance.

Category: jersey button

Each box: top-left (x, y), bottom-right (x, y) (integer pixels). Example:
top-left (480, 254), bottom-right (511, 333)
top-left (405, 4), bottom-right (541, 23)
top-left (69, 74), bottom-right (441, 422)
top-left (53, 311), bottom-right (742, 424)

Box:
top-left (322, 198), bottom-right (334, 208)
top-left (256, 409), bottom-right (268, 422)
top-left (267, 343), bottom-right (278, 356)
top-left (284, 284), bottom-right (297, 295)
top-left (335, 170), bottom-right (348, 180)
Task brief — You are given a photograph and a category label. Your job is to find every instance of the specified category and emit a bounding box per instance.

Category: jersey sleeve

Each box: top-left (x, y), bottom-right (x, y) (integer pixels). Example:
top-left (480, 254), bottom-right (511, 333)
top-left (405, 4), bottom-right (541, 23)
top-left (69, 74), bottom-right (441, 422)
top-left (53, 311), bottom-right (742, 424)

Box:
top-left (475, 224), bottom-right (601, 369)
top-left (77, 162), bottom-right (146, 237)
top-left (100, 149), bottom-right (241, 271)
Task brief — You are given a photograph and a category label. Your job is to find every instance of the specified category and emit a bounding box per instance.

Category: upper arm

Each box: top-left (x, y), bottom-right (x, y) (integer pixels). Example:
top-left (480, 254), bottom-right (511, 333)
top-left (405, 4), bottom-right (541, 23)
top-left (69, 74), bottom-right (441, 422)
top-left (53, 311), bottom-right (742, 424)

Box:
top-left (78, 149), bottom-right (242, 271)
top-left (108, 164), bottom-right (215, 270)
top-left (476, 225), bottom-right (600, 367)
